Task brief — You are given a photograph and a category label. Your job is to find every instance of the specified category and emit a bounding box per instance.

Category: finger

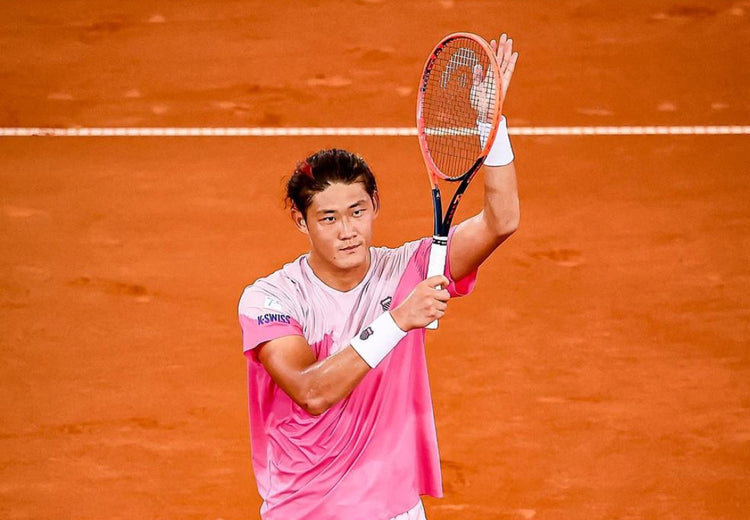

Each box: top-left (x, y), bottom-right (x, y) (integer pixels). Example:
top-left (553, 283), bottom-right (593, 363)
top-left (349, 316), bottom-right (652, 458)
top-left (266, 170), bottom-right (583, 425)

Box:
top-left (426, 308), bottom-right (445, 323)
top-left (490, 39), bottom-right (497, 53)
top-left (508, 51), bottom-right (518, 71)
top-left (425, 275), bottom-right (450, 289)
top-left (502, 38), bottom-right (513, 70)
top-left (434, 289), bottom-right (451, 302)
top-left (497, 33), bottom-right (508, 62)
top-left (429, 304), bottom-right (446, 320)
top-left (504, 51), bottom-right (519, 81)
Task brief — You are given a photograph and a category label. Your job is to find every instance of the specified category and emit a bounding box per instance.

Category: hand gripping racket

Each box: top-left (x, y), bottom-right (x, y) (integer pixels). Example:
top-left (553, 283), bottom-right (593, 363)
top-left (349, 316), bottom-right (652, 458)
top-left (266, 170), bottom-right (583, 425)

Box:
top-left (416, 32), bottom-right (503, 329)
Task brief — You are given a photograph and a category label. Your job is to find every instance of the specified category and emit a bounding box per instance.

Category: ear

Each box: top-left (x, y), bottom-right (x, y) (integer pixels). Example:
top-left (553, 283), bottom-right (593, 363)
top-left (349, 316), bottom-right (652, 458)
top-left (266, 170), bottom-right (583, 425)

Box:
top-left (371, 191), bottom-right (380, 219)
top-left (291, 207), bottom-right (309, 235)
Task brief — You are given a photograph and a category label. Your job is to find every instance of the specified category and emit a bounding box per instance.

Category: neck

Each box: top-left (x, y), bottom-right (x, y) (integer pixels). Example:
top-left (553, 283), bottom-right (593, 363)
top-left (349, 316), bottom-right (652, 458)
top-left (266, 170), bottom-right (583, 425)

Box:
top-left (307, 250), bottom-right (370, 292)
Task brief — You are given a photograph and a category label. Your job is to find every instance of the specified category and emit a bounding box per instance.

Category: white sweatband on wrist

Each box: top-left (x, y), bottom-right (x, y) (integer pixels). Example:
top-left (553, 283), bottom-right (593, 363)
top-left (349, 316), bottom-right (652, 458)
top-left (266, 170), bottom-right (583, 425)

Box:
top-left (349, 312), bottom-right (407, 368)
top-left (478, 115), bottom-right (514, 166)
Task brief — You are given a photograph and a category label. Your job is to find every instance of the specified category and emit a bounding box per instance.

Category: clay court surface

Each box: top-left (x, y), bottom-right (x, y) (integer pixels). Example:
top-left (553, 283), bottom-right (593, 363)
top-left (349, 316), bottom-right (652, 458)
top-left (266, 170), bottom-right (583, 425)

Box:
top-left (1, 1), bottom-right (749, 519)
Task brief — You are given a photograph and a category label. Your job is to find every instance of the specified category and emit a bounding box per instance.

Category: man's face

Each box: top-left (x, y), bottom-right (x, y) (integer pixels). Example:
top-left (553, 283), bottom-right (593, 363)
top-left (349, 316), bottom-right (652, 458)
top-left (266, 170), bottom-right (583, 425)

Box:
top-left (294, 181), bottom-right (378, 274)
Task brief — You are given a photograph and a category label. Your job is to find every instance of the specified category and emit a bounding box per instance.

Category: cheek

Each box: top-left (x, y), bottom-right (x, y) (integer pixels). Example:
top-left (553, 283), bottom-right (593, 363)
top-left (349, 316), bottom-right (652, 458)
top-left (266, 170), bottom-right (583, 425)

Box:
top-left (358, 217), bottom-right (375, 235)
top-left (309, 225), bottom-right (338, 250)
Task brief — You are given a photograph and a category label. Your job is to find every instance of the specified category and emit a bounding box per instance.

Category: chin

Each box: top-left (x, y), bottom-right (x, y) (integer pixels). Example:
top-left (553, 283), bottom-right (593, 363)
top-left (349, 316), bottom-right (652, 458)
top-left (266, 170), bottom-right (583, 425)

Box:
top-left (334, 248), bottom-right (369, 270)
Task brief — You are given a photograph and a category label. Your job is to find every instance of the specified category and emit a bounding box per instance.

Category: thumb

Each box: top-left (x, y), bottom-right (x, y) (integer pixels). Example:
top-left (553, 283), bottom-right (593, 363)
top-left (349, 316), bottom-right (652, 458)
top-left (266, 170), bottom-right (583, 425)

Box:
top-left (472, 64), bottom-right (483, 86)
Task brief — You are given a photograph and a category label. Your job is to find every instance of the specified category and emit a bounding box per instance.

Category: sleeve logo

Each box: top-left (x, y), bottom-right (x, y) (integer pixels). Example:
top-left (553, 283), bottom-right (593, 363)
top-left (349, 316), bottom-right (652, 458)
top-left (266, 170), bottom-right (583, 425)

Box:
top-left (257, 313), bottom-right (292, 325)
top-left (359, 327), bottom-right (374, 341)
top-left (263, 296), bottom-right (284, 311)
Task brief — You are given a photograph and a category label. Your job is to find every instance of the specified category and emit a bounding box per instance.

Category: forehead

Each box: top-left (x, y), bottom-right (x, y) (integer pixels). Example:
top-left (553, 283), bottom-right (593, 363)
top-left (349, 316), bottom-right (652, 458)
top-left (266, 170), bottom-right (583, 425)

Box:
top-left (309, 181), bottom-right (370, 211)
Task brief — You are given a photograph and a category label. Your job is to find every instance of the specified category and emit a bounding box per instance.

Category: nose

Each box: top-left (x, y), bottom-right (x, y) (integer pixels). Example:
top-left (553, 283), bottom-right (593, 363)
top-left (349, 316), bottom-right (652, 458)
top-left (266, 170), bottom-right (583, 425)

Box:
top-left (338, 216), bottom-right (356, 239)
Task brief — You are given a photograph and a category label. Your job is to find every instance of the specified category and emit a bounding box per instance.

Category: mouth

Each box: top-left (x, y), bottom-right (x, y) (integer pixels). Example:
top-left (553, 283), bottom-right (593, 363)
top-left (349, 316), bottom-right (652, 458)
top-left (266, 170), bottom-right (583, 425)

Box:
top-left (340, 243), bottom-right (361, 253)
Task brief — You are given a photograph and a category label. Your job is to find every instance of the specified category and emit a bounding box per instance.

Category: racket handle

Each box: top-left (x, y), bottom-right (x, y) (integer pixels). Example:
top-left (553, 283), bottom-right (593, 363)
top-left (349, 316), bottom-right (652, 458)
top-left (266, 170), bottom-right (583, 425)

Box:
top-left (426, 238), bottom-right (448, 330)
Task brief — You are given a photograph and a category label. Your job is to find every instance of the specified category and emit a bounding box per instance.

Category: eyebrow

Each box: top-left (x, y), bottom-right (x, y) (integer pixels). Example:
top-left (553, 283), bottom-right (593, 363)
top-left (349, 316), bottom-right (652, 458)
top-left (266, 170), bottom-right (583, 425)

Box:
top-left (315, 199), bottom-right (367, 215)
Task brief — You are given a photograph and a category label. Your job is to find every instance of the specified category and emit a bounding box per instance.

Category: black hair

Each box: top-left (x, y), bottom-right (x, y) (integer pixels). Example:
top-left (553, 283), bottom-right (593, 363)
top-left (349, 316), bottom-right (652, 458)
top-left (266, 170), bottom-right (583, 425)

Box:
top-left (285, 148), bottom-right (378, 218)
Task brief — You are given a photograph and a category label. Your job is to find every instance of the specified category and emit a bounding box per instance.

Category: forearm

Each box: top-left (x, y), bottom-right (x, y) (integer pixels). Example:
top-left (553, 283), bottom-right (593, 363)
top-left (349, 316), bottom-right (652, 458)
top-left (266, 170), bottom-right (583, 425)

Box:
top-left (481, 161), bottom-right (520, 239)
top-left (294, 346), bottom-right (370, 415)
top-left (475, 114), bottom-right (520, 240)
top-left (261, 313), bottom-right (407, 415)
top-left (448, 161), bottom-right (519, 281)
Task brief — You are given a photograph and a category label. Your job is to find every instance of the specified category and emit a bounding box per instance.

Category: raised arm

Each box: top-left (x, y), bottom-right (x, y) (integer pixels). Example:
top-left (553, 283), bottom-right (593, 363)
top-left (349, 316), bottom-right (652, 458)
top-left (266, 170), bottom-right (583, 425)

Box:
top-left (448, 33), bottom-right (520, 281)
top-left (256, 275), bottom-right (450, 415)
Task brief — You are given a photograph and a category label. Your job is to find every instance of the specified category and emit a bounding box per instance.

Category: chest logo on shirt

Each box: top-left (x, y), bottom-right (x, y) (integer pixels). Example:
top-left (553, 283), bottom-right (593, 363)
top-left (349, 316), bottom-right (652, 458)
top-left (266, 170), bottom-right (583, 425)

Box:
top-left (257, 313), bottom-right (292, 326)
top-left (359, 326), bottom-right (374, 340)
top-left (380, 296), bottom-right (392, 311)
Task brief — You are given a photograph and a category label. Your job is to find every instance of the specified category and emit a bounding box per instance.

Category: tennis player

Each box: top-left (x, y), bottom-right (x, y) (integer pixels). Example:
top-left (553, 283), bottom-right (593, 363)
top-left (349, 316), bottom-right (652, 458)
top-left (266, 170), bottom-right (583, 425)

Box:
top-left (239, 34), bottom-right (519, 520)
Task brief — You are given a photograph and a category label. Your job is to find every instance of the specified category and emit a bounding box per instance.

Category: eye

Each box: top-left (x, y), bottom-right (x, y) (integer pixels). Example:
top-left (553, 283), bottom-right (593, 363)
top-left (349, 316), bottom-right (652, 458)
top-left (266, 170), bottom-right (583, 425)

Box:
top-left (320, 216), bottom-right (336, 223)
top-left (352, 208), bottom-right (366, 217)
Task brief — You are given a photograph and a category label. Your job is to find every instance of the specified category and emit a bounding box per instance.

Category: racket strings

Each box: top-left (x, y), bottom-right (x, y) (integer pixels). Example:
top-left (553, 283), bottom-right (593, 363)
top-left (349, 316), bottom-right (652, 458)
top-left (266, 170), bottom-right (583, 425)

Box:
top-left (421, 38), bottom-right (499, 180)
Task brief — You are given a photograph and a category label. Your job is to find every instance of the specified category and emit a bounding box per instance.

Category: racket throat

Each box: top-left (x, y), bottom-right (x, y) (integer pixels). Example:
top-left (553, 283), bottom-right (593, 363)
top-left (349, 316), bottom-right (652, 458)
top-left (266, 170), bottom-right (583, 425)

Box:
top-left (432, 187), bottom-right (444, 236)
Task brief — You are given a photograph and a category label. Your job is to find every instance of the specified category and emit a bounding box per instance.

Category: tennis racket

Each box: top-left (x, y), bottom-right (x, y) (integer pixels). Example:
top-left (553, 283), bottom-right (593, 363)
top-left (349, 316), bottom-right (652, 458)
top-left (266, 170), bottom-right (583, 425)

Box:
top-left (416, 32), bottom-right (504, 329)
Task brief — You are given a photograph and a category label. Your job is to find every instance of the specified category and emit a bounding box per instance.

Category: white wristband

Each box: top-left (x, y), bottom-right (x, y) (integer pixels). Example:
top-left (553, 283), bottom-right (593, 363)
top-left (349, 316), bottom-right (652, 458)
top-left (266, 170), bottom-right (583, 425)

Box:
top-left (478, 116), bottom-right (514, 166)
top-left (350, 312), bottom-right (407, 368)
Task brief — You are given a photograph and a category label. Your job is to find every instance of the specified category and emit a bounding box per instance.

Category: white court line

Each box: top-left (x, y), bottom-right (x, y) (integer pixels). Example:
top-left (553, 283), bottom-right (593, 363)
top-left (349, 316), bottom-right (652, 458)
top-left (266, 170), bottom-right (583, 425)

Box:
top-left (0, 126), bottom-right (749, 137)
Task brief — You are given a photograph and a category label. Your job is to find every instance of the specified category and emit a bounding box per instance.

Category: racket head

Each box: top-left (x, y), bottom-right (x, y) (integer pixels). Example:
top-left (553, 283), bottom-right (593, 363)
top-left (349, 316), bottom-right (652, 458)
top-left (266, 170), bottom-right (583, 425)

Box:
top-left (417, 32), bottom-right (503, 186)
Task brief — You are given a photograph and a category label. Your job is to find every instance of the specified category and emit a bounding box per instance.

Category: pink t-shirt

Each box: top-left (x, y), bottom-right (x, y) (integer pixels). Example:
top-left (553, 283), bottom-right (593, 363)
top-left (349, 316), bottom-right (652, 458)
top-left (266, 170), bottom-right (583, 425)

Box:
top-left (238, 232), bottom-right (477, 520)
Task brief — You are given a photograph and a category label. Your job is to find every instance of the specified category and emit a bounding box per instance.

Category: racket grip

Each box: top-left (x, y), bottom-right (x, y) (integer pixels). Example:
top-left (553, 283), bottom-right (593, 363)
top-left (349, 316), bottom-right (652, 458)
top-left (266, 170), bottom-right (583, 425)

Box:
top-left (426, 238), bottom-right (448, 330)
